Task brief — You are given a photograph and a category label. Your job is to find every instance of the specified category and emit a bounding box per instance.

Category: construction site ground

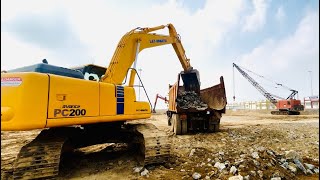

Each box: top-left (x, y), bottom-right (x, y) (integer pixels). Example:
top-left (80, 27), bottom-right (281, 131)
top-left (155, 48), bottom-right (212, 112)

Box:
top-left (1, 109), bottom-right (319, 180)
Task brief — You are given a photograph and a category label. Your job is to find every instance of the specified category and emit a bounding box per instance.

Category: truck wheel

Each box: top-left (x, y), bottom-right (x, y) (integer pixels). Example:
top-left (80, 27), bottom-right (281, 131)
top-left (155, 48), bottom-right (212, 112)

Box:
top-left (173, 114), bottom-right (182, 135)
top-left (168, 116), bottom-right (172, 126)
top-left (214, 124), bottom-right (220, 132)
top-left (181, 120), bottom-right (187, 134)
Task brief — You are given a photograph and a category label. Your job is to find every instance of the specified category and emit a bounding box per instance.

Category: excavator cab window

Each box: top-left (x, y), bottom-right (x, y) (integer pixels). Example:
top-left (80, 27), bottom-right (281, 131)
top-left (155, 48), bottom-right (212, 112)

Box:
top-left (72, 64), bottom-right (107, 81)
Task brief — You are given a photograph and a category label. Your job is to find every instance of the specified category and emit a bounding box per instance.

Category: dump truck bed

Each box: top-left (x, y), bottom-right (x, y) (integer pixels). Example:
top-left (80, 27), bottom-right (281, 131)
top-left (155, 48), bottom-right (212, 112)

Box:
top-left (167, 76), bottom-right (227, 135)
top-left (169, 76), bottom-right (227, 113)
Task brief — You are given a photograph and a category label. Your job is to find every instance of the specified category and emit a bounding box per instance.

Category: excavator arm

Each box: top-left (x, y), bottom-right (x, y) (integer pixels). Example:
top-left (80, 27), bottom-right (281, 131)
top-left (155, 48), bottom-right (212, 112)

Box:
top-left (101, 24), bottom-right (196, 87)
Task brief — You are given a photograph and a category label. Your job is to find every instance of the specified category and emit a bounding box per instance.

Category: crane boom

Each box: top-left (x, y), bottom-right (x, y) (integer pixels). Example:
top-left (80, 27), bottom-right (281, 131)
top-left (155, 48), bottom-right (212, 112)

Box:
top-left (232, 63), bottom-right (277, 105)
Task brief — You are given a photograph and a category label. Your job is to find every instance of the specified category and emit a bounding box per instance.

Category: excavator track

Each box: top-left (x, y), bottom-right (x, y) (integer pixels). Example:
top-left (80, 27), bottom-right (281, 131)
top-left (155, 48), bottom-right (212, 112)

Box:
top-left (133, 123), bottom-right (171, 166)
top-left (13, 130), bottom-right (68, 180)
top-left (9, 124), bottom-right (170, 179)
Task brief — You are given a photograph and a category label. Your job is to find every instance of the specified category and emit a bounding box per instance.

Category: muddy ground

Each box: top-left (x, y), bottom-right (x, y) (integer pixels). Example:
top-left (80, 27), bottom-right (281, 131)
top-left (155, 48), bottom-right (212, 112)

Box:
top-left (1, 110), bottom-right (319, 180)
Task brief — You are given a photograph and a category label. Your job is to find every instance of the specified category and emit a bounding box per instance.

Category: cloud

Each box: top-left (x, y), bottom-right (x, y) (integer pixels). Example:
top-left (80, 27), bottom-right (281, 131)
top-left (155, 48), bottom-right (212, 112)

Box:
top-left (275, 6), bottom-right (285, 22)
top-left (242, 0), bottom-right (269, 32)
top-left (1, 0), bottom-right (246, 109)
top-left (2, 8), bottom-right (92, 67)
top-left (236, 10), bottom-right (319, 100)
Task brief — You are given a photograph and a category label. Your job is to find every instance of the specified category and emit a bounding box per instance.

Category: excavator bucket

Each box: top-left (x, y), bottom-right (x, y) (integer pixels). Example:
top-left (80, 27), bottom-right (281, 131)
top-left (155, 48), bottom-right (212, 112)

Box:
top-left (180, 69), bottom-right (201, 93)
top-left (200, 76), bottom-right (227, 111)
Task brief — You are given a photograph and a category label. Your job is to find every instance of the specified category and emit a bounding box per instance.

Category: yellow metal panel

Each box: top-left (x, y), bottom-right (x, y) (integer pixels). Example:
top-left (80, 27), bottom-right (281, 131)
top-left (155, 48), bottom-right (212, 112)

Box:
top-left (46, 114), bottom-right (151, 127)
top-left (1, 73), bottom-right (48, 131)
top-left (124, 87), bottom-right (136, 114)
top-left (99, 83), bottom-right (116, 116)
top-left (48, 75), bottom-right (99, 119)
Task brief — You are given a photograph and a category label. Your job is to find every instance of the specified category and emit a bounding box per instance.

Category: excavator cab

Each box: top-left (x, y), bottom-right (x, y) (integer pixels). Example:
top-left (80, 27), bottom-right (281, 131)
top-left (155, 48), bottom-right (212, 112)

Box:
top-left (71, 64), bottom-right (107, 81)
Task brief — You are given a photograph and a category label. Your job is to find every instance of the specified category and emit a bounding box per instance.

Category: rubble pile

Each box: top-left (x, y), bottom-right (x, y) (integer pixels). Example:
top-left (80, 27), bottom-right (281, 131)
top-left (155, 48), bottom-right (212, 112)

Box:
top-left (176, 91), bottom-right (208, 110)
top-left (170, 148), bottom-right (319, 180)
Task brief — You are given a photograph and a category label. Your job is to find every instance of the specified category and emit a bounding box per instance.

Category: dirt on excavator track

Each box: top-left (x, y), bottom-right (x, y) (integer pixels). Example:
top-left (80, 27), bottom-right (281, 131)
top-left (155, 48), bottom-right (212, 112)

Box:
top-left (1, 110), bottom-right (319, 180)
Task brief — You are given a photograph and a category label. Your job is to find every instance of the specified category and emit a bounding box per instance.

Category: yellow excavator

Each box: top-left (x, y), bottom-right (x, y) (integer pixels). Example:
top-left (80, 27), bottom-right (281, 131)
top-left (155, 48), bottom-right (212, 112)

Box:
top-left (1, 24), bottom-right (225, 179)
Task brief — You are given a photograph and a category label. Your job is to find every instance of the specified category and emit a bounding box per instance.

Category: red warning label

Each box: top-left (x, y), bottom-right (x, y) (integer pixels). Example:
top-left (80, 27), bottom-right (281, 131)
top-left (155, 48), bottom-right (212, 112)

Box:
top-left (1, 77), bottom-right (22, 86)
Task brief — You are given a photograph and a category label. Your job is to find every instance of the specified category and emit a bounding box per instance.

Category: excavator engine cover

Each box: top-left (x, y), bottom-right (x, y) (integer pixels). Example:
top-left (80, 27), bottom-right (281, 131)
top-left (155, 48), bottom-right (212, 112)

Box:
top-left (180, 69), bottom-right (200, 94)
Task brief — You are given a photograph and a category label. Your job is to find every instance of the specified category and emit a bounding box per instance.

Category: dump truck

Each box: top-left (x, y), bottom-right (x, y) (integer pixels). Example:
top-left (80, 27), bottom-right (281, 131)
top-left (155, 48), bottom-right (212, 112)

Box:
top-left (167, 71), bottom-right (227, 135)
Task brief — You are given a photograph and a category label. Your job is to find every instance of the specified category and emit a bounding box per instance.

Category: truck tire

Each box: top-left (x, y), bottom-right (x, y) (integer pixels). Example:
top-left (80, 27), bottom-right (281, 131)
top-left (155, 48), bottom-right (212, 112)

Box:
top-left (213, 124), bottom-right (220, 132)
top-left (181, 119), bottom-right (187, 134)
top-left (173, 114), bottom-right (182, 135)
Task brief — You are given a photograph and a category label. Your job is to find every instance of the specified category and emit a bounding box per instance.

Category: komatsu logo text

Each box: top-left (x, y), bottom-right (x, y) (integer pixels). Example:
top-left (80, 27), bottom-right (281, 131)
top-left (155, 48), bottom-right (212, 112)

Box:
top-left (150, 39), bottom-right (167, 43)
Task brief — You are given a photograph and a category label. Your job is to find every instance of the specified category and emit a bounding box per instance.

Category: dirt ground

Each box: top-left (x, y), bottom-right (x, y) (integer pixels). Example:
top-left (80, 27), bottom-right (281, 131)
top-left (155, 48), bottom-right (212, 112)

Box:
top-left (1, 110), bottom-right (319, 180)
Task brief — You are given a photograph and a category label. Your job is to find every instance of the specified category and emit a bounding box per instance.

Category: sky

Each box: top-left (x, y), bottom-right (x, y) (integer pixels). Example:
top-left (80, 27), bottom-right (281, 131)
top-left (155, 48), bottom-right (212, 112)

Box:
top-left (1, 0), bottom-right (319, 109)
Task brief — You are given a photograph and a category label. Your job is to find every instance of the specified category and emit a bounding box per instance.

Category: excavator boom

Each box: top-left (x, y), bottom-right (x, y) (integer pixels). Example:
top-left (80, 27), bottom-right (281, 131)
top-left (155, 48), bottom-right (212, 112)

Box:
top-left (101, 24), bottom-right (198, 90)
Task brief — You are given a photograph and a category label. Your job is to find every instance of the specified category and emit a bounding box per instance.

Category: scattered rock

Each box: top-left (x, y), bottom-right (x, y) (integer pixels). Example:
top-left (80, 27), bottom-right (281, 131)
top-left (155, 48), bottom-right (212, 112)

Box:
top-left (280, 162), bottom-right (288, 169)
top-left (228, 175), bottom-right (243, 180)
top-left (214, 162), bottom-right (226, 171)
top-left (257, 170), bottom-right (263, 178)
top-left (293, 159), bottom-right (307, 174)
top-left (307, 169), bottom-right (314, 175)
top-left (243, 175), bottom-right (250, 180)
top-left (140, 168), bottom-right (149, 176)
top-left (257, 146), bottom-right (265, 152)
top-left (224, 160), bottom-right (230, 167)
top-left (313, 168), bottom-right (319, 174)
top-left (285, 150), bottom-right (300, 160)
top-left (253, 159), bottom-right (260, 167)
top-left (304, 163), bottom-right (315, 170)
top-left (251, 152), bottom-right (259, 159)
top-left (207, 158), bottom-right (211, 162)
top-left (118, 160), bottom-right (123, 165)
top-left (189, 149), bottom-right (196, 157)
top-left (230, 166), bottom-right (237, 175)
top-left (270, 177), bottom-right (281, 180)
top-left (287, 162), bottom-right (297, 173)
top-left (205, 175), bottom-right (210, 179)
top-left (133, 166), bottom-right (144, 173)
top-left (192, 172), bottom-right (201, 179)
top-left (219, 151), bottom-right (225, 156)
top-left (249, 171), bottom-right (256, 176)
top-left (180, 169), bottom-right (186, 172)
top-left (267, 150), bottom-right (275, 157)
top-left (280, 158), bottom-right (286, 164)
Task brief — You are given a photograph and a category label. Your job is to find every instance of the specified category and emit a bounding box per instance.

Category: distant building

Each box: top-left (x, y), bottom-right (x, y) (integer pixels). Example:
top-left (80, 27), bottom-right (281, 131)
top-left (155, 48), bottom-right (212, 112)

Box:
top-left (304, 96), bottom-right (319, 109)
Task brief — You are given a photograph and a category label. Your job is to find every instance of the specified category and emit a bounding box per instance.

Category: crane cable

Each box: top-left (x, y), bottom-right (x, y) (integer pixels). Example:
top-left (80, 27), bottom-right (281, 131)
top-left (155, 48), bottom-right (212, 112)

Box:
top-left (237, 64), bottom-right (294, 91)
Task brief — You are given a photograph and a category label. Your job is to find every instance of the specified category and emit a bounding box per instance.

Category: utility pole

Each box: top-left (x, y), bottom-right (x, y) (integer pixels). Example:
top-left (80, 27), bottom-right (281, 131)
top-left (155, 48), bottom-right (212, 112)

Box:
top-left (308, 70), bottom-right (313, 96)
top-left (138, 68), bottom-right (142, 101)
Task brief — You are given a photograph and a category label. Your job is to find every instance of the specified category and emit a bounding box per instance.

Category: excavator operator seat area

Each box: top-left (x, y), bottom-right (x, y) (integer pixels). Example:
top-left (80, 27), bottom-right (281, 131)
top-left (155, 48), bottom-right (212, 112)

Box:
top-left (72, 64), bottom-right (107, 82)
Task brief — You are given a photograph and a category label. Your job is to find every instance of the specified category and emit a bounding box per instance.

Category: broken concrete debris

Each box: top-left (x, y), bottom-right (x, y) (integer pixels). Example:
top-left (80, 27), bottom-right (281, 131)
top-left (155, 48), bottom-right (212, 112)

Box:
top-left (176, 91), bottom-right (208, 109)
